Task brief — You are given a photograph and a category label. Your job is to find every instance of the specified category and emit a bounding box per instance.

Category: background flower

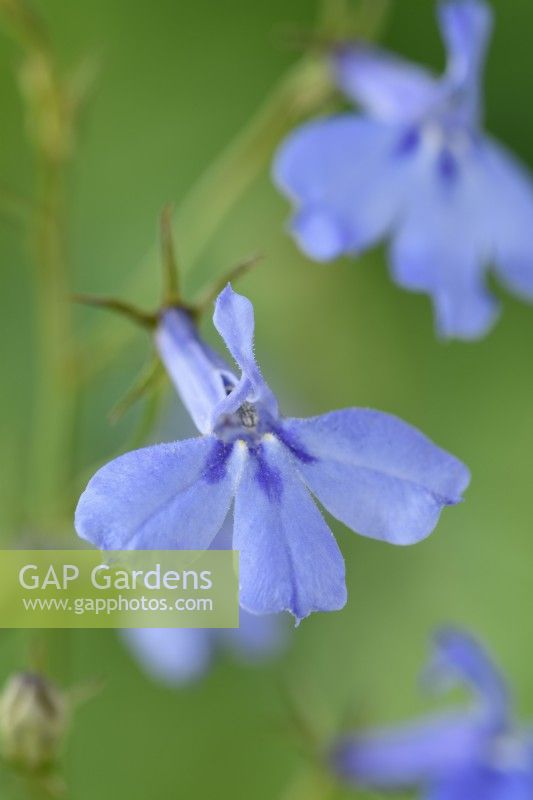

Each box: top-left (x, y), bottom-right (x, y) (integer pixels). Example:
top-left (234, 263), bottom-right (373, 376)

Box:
top-left (122, 610), bottom-right (286, 686)
top-left (274, 0), bottom-right (533, 340)
top-left (331, 629), bottom-right (533, 798)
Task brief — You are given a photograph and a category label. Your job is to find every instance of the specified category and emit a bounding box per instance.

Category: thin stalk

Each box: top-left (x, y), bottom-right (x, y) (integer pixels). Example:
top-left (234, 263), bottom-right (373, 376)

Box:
top-left (0, 0), bottom-right (78, 526)
top-left (80, 54), bottom-right (334, 379)
top-left (78, 0), bottom-right (393, 381)
top-left (29, 157), bottom-right (74, 524)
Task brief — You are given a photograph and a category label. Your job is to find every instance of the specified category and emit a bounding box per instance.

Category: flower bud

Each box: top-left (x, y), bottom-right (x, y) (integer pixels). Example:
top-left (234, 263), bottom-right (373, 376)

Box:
top-left (0, 673), bottom-right (69, 771)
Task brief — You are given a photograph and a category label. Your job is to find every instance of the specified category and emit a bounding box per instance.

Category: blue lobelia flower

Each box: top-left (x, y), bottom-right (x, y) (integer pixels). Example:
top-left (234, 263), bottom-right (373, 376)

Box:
top-left (122, 610), bottom-right (285, 686)
top-left (75, 284), bottom-right (469, 622)
top-left (331, 629), bottom-right (533, 799)
top-left (274, 0), bottom-right (533, 340)
top-left (121, 522), bottom-right (288, 685)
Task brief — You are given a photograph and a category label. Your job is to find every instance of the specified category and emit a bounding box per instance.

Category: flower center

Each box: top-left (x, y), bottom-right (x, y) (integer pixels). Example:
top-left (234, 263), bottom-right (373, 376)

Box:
top-left (213, 400), bottom-right (273, 446)
top-left (238, 401), bottom-right (259, 429)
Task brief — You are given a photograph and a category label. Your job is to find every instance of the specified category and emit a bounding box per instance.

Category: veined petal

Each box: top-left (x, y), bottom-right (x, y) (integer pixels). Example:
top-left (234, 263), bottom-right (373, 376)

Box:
top-left (273, 116), bottom-right (412, 261)
top-left (284, 410), bottom-right (469, 545)
top-left (213, 285), bottom-right (278, 417)
top-left (331, 712), bottom-right (489, 789)
top-left (122, 628), bottom-right (212, 685)
top-left (233, 435), bottom-right (346, 622)
top-left (423, 628), bottom-right (510, 729)
top-left (390, 145), bottom-right (500, 340)
top-left (332, 45), bottom-right (441, 123)
top-left (155, 309), bottom-right (234, 435)
top-left (75, 436), bottom-right (246, 550)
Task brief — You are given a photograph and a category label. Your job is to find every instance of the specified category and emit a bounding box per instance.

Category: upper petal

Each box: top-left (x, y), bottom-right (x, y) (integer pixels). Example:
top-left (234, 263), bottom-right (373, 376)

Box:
top-left (331, 712), bottom-right (489, 790)
top-left (332, 45), bottom-right (442, 123)
top-left (423, 628), bottom-right (511, 730)
top-left (283, 409), bottom-right (470, 545)
top-left (75, 436), bottom-right (245, 550)
top-left (233, 435), bottom-right (346, 622)
top-left (213, 285), bottom-right (278, 418)
top-left (121, 628), bottom-right (213, 685)
top-left (273, 116), bottom-right (412, 261)
top-left (439, 0), bottom-right (492, 86)
top-left (155, 308), bottom-right (233, 434)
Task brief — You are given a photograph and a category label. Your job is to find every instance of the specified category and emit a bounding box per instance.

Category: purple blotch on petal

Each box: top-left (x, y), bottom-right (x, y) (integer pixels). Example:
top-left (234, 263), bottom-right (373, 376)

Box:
top-left (438, 148), bottom-right (460, 183)
top-left (202, 440), bottom-right (235, 485)
top-left (394, 127), bottom-right (421, 158)
top-left (254, 447), bottom-right (283, 502)
top-left (274, 425), bottom-right (317, 465)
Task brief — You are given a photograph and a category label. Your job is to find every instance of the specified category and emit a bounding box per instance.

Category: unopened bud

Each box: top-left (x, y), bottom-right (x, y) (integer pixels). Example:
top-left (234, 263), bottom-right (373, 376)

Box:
top-left (0, 672), bottom-right (69, 771)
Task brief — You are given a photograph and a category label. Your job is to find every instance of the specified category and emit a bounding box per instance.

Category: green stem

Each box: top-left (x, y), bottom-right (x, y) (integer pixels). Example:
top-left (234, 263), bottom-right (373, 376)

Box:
top-left (0, 0), bottom-right (77, 528)
top-left (80, 54), bottom-right (334, 379)
top-left (29, 158), bottom-right (74, 526)
top-left (79, 0), bottom-right (393, 382)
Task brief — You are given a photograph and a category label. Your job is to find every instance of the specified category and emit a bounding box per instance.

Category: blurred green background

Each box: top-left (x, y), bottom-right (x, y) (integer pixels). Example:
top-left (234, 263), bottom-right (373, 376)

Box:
top-left (1, 0), bottom-right (533, 797)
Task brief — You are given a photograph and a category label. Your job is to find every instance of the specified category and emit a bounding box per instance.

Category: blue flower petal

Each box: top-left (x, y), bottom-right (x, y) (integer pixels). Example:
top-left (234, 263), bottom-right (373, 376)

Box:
top-left (332, 45), bottom-right (441, 123)
top-left (439, 0), bottom-right (492, 87)
top-left (481, 140), bottom-right (533, 301)
top-left (390, 148), bottom-right (501, 340)
top-left (75, 436), bottom-right (245, 550)
top-left (156, 309), bottom-right (232, 435)
top-left (423, 628), bottom-right (511, 729)
top-left (274, 116), bottom-right (410, 261)
top-left (122, 628), bottom-right (212, 685)
top-left (213, 285), bottom-right (278, 418)
top-left (427, 767), bottom-right (533, 800)
top-left (439, 0), bottom-right (493, 127)
top-left (233, 435), bottom-right (346, 622)
top-left (291, 207), bottom-right (349, 261)
top-left (331, 712), bottom-right (489, 789)
top-left (283, 409), bottom-right (470, 545)
top-left (221, 609), bottom-right (287, 661)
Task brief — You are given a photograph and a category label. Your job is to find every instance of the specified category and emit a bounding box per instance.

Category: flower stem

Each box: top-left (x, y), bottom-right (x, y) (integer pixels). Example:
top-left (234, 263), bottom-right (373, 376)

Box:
top-left (0, 0), bottom-right (78, 526)
top-left (29, 159), bottom-right (74, 525)
top-left (78, 0), bottom-right (392, 382)
top-left (79, 53), bottom-right (334, 380)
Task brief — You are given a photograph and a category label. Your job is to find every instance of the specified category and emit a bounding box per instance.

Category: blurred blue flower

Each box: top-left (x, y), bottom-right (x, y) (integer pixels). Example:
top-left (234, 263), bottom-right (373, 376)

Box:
top-left (274, 0), bottom-right (533, 340)
top-left (123, 521), bottom-right (288, 684)
top-left (331, 629), bottom-right (533, 798)
top-left (75, 285), bottom-right (469, 622)
top-left (122, 610), bottom-right (285, 686)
